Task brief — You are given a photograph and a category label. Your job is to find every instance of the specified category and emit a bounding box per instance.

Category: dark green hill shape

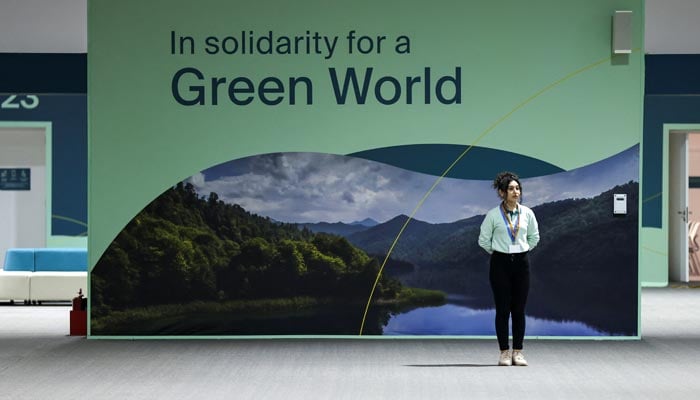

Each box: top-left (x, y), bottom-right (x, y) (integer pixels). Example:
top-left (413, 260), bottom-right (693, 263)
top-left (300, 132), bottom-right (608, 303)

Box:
top-left (348, 144), bottom-right (564, 179)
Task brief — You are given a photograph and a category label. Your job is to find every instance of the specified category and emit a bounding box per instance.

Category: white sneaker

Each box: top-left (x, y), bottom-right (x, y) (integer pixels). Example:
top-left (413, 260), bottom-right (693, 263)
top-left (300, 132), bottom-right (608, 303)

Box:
top-left (512, 350), bottom-right (528, 366)
top-left (498, 350), bottom-right (512, 366)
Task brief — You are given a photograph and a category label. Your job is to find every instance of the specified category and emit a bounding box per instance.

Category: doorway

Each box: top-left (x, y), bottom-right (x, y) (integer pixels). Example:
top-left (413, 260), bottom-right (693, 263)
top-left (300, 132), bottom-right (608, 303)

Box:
top-left (689, 134), bottom-right (700, 281)
top-left (0, 126), bottom-right (47, 267)
top-left (668, 130), bottom-right (700, 283)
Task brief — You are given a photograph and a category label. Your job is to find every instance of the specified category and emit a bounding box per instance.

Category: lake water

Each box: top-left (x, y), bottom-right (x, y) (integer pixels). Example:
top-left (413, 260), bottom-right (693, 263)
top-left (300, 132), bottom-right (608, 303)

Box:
top-left (383, 303), bottom-right (612, 336)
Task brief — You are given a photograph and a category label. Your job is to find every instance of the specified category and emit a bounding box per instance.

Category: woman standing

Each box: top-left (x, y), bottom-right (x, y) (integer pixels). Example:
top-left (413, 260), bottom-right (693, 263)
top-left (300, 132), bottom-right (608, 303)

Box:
top-left (478, 171), bottom-right (539, 366)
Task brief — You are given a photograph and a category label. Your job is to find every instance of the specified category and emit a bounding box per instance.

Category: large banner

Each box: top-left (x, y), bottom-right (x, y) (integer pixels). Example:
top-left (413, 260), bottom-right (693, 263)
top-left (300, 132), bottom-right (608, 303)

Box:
top-left (89, 0), bottom-right (643, 337)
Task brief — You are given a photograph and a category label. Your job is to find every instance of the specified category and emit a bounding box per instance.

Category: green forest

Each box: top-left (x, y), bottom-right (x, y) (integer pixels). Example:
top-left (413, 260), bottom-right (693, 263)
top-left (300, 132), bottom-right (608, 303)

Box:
top-left (91, 183), bottom-right (443, 334)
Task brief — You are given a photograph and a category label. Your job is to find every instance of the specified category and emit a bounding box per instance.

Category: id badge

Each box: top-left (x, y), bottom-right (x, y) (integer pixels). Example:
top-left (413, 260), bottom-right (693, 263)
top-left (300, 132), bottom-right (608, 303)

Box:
top-left (509, 244), bottom-right (523, 254)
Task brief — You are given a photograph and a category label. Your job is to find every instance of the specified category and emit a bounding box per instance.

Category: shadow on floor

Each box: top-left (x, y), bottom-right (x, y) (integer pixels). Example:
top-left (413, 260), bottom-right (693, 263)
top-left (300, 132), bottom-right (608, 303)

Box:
top-left (404, 363), bottom-right (497, 368)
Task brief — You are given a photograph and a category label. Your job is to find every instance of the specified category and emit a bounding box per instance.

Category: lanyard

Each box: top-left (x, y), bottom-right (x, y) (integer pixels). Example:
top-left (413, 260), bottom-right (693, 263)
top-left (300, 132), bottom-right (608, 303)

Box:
top-left (499, 203), bottom-right (520, 244)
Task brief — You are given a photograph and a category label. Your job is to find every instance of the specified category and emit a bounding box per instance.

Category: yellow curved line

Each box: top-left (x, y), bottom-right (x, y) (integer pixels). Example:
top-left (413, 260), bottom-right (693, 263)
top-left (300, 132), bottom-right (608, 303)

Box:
top-left (52, 214), bottom-right (88, 228)
top-left (643, 192), bottom-right (661, 203)
top-left (641, 246), bottom-right (666, 257)
top-left (359, 52), bottom-right (624, 335)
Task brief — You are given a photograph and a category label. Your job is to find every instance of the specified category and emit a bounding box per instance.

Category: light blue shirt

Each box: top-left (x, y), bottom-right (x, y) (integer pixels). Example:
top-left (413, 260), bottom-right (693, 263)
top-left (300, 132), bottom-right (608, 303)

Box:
top-left (478, 203), bottom-right (540, 254)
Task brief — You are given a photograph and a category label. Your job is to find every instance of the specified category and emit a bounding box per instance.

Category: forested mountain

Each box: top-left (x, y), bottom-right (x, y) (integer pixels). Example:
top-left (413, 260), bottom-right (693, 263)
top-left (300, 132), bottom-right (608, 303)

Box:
top-left (348, 214), bottom-right (483, 263)
top-left (91, 182), bottom-right (400, 317)
top-left (298, 218), bottom-right (379, 237)
top-left (298, 221), bottom-right (370, 237)
top-left (528, 181), bottom-right (639, 333)
top-left (350, 218), bottom-right (380, 227)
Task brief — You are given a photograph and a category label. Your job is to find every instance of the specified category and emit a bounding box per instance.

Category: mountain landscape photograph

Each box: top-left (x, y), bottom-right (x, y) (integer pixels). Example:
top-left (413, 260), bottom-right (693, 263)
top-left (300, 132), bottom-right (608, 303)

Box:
top-left (91, 146), bottom-right (639, 336)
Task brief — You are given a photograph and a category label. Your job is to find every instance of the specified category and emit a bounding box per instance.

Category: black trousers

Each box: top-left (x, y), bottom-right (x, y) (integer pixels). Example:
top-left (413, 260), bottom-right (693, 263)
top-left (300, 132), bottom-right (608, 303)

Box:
top-left (489, 251), bottom-right (530, 351)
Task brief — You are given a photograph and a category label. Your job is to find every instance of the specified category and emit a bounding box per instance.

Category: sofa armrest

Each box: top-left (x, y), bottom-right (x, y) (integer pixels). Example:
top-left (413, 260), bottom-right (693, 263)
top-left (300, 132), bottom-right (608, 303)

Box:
top-left (0, 271), bottom-right (31, 301)
top-left (30, 272), bottom-right (87, 302)
top-left (3, 248), bottom-right (36, 271)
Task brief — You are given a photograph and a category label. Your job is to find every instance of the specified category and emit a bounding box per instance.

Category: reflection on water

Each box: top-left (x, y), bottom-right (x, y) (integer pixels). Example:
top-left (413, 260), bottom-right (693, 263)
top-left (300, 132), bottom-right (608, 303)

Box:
top-left (383, 303), bottom-right (613, 336)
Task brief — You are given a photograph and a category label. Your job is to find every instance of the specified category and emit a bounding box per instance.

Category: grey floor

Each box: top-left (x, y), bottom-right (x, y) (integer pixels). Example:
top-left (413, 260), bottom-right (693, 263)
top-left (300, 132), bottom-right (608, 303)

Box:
top-left (1, 287), bottom-right (699, 400)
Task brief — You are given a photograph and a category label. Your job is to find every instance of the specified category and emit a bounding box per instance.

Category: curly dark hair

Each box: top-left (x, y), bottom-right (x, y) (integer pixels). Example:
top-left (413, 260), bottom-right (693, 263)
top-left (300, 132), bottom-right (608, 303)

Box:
top-left (493, 171), bottom-right (521, 199)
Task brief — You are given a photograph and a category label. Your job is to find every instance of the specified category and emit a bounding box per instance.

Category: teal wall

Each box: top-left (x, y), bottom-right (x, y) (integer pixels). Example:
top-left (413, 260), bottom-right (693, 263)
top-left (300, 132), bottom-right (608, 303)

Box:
top-left (0, 89), bottom-right (87, 243)
top-left (641, 54), bottom-right (700, 286)
top-left (0, 54), bottom-right (87, 246)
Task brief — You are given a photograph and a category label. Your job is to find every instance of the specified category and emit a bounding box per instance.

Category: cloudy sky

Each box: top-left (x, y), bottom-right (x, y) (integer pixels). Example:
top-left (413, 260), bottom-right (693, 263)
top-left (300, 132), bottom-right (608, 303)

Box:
top-left (186, 146), bottom-right (638, 224)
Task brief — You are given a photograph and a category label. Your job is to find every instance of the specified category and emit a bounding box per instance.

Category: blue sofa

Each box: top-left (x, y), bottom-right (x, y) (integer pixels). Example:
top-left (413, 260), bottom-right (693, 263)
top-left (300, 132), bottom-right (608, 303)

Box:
top-left (0, 248), bottom-right (87, 303)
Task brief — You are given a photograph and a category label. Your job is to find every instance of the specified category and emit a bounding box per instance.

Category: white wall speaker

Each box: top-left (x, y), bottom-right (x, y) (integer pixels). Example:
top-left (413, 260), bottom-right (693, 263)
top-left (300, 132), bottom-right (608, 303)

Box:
top-left (613, 10), bottom-right (632, 54)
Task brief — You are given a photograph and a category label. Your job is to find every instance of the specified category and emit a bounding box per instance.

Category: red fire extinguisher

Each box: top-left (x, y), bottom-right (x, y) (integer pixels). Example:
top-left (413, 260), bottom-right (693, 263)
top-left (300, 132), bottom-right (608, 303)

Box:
top-left (70, 288), bottom-right (87, 336)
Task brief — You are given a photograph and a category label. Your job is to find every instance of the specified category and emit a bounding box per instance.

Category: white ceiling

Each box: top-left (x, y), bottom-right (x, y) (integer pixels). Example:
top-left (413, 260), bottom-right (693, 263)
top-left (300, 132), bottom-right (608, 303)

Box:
top-left (645, 0), bottom-right (700, 54)
top-left (0, 0), bottom-right (698, 54)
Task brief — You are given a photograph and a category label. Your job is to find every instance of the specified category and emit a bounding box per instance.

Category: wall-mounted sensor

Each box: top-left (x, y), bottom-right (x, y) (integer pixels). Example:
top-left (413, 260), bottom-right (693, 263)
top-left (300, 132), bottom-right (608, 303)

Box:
top-left (613, 193), bottom-right (627, 215)
top-left (613, 11), bottom-right (632, 54)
